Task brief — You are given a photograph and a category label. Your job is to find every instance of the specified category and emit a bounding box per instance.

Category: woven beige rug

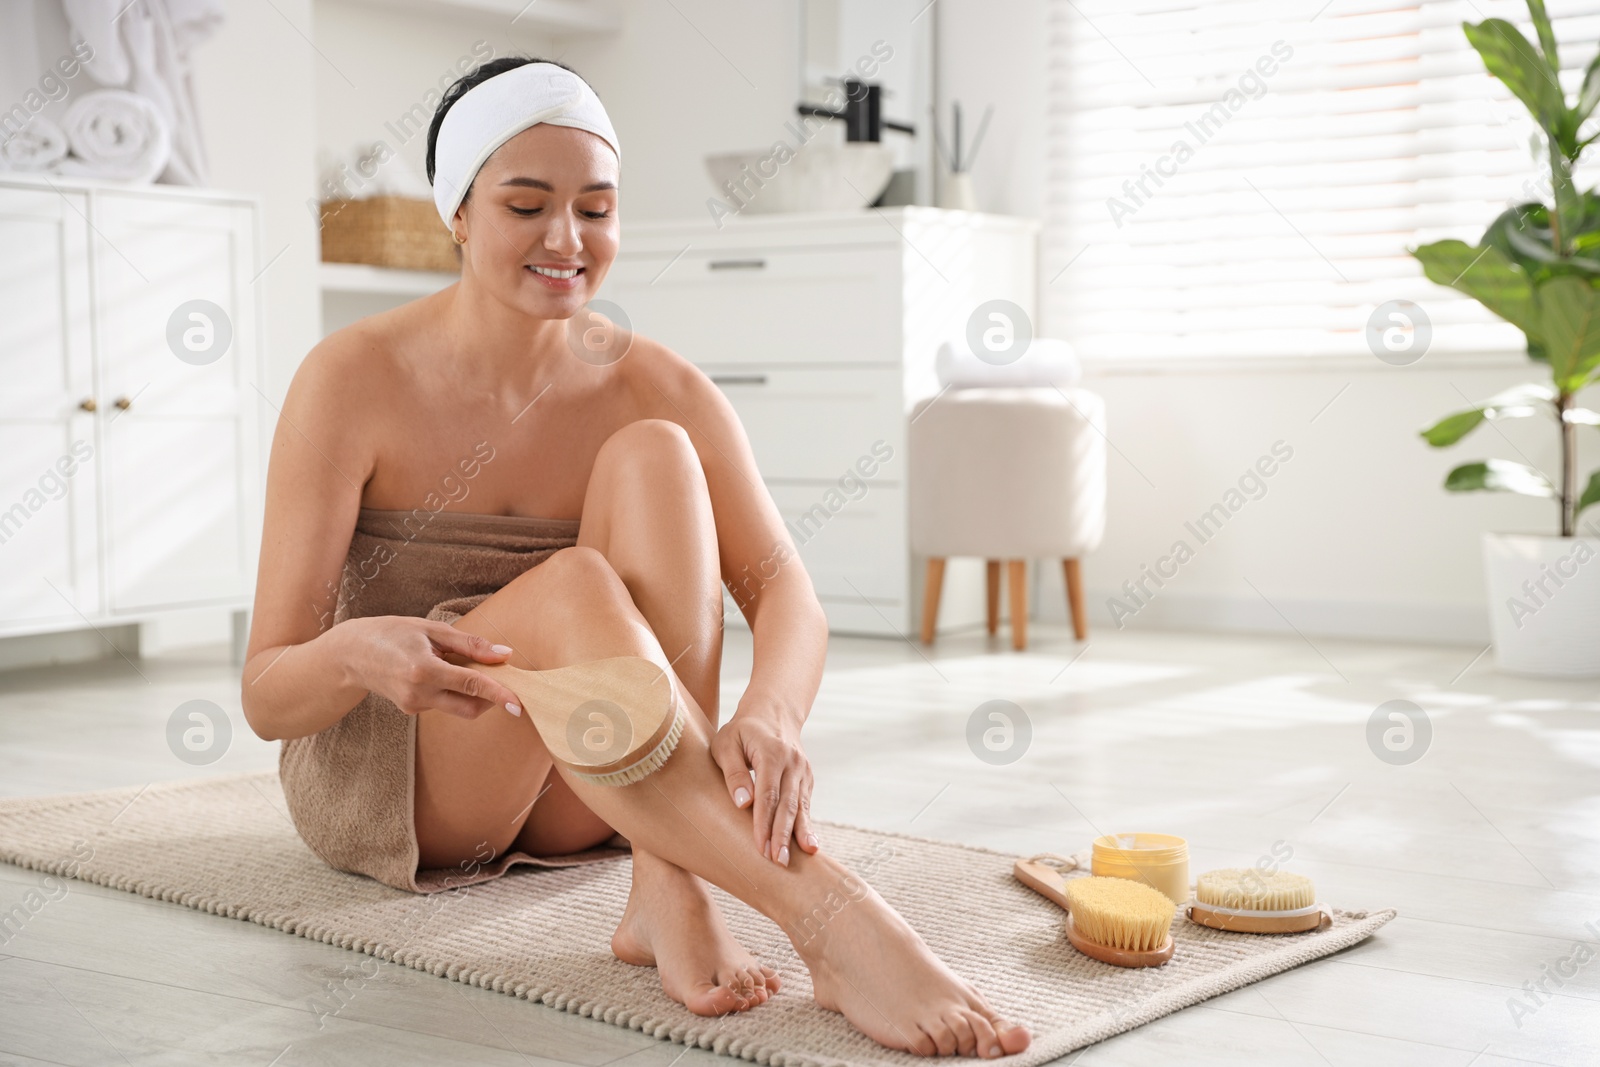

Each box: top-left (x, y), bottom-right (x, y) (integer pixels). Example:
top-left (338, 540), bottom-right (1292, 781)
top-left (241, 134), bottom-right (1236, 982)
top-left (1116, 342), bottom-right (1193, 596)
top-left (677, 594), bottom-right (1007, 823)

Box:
top-left (0, 773), bottom-right (1394, 1066)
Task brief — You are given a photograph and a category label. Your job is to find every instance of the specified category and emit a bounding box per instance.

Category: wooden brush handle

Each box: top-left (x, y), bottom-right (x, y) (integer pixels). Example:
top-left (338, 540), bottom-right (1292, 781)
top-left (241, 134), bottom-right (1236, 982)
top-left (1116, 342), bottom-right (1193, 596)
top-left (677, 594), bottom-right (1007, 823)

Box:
top-left (1014, 857), bottom-right (1075, 912)
top-left (470, 656), bottom-right (678, 775)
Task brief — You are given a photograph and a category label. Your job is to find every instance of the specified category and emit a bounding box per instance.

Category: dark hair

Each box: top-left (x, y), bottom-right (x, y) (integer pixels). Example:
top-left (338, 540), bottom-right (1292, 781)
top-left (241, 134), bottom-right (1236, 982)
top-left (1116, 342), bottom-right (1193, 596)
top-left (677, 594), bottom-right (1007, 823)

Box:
top-left (425, 56), bottom-right (596, 202)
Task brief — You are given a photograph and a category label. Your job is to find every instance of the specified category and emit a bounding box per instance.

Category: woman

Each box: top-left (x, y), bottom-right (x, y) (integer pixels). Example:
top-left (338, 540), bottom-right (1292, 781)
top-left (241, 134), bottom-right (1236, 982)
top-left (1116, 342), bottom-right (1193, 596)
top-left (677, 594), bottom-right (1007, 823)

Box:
top-left (241, 56), bottom-right (1029, 1059)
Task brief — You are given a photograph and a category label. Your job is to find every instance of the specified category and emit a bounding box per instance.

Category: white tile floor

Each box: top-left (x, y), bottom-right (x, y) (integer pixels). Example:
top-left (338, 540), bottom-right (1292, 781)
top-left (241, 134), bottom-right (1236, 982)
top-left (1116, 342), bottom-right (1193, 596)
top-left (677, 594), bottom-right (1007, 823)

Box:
top-left (1, 622), bottom-right (1597, 1066)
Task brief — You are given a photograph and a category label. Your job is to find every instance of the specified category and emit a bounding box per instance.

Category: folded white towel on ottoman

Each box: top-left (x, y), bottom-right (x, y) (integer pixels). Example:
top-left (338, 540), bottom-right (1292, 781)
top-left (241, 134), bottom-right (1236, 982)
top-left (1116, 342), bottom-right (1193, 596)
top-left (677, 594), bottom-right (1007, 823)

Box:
top-left (936, 334), bottom-right (1082, 389)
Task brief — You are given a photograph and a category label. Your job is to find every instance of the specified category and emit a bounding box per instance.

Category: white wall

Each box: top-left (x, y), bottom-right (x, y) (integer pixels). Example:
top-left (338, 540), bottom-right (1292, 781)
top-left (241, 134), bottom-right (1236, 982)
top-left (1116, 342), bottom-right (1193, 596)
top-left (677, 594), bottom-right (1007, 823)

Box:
top-left (933, 0), bottom-right (1045, 218)
top-left (311, 2), bottom-right (557, 199)
top-left (933, 0), bottom-right (1598, 645)
top-left (560, 0), bottom-right (804, 223)
top-left (1058, 359), bottom-right (1591, 646)
top-left (193, 0), bottom-right (320, 410)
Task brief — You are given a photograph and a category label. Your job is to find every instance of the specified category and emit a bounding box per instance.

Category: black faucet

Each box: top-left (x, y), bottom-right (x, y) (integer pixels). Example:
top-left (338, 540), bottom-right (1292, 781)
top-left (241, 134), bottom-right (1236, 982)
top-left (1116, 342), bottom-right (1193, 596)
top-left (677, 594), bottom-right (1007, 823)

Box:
top-left (797, 79), bottom-right (915, 143)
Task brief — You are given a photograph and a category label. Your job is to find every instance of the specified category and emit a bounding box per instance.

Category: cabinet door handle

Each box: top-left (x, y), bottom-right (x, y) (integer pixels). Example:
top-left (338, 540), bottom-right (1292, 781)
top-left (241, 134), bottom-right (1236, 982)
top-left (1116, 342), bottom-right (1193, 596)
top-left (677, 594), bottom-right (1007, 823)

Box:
top-left (79, 397), bottom-right (97, 412)
top-left (114, 396), bottom-right (132, 411)
top-left (708, 258), bottom-right (767, 271)
top-left (708, 374), bottom-right (768, 387)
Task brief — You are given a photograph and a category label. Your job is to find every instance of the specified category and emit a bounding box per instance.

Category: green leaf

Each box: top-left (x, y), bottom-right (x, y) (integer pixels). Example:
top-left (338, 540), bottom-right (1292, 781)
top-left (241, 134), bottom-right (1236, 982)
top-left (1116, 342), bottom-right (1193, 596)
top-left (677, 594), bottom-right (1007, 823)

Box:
top-left (1420, 383), bottom-right (1557, 446)
top-left (1413, 240), bottom-right (1540, 340)
top-left (1423, 410), bottom-right (1486, 447)
top-left (1487, 194), bottom-right (1600, 282)
top-left (1534, 275), bottom-right (1600, 388)
top-left (1484, 203), bottom-right (1600, 276)
top-left (1525, 0), bottom-right (1560, 70)
top-left (1464, 18), bottom-right (1568, 141)
top-left (1578, 50), bottom-right (1600, 122)
top-left (1444, 460), bottom-right (1556, 497)
top-left (1578, 469), bottom-right (1600, 517)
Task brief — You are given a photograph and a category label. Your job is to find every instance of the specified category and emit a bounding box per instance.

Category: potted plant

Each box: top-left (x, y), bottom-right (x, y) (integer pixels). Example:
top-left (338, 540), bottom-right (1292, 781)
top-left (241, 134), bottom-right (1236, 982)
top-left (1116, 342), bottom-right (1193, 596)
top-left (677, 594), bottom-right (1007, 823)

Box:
top-left (1413, 0), bottom-right (1600, 677)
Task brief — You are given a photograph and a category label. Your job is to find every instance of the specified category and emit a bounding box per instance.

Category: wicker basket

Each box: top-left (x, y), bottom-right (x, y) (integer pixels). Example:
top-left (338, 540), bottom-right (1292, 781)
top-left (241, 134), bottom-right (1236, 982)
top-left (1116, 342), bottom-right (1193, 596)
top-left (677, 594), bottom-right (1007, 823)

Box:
top-left (319, 196), bottom-right (460, 274)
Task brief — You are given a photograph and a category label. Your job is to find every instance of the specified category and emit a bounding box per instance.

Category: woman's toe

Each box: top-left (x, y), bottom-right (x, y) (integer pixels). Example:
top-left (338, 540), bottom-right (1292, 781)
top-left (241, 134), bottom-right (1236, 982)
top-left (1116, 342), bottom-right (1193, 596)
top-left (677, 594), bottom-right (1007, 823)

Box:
top-left (967, 1012), bottom-right (1002, 1059)
top-left (733, 965), bottom-right (767, 999)
top-left (759, 964), bottom-right (782, 993)
top-left (943, 1010), bottom-right (979, 1058)
top-left (920, 1019), bottom-right (958, 1057)
top-left (996, 1020), bottom-right (1030, 1056)
top-left (687, 981), bottom-right (754, 1016)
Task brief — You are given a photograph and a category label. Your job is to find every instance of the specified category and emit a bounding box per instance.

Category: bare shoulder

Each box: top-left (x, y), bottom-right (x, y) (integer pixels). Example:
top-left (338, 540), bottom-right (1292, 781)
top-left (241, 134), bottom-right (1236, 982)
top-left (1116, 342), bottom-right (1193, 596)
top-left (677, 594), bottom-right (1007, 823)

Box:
top-left (284, 307), bottom-right (410, 421)
top-left (620, 331), bottom-right (724, 412)
top-left (275, 309), bottom-right (416, 482)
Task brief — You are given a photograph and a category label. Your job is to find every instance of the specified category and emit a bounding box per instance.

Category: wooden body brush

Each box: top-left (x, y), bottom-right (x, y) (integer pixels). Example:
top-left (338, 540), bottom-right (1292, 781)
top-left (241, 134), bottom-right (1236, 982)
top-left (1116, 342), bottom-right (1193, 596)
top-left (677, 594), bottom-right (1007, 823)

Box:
top-left (1187, 868), bottom-right (1332, 934)
top-left (1014, 855), bottom-right (1176, 967)
top-left (471, 656), bottom-right (684, 785)
top-left (1062, 877), bottom-right (1176, 967)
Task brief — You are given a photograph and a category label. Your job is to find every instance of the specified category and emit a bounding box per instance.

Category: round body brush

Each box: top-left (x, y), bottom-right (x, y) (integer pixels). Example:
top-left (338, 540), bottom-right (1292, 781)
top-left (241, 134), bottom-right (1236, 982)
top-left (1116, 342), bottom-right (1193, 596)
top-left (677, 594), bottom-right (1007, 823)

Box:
top-left (1187, 868), bottom-right (1331, 934)
top-left (471, 656), bottom-right (685, 785)
top-left (1062, 876), bottom-right (1176, 968)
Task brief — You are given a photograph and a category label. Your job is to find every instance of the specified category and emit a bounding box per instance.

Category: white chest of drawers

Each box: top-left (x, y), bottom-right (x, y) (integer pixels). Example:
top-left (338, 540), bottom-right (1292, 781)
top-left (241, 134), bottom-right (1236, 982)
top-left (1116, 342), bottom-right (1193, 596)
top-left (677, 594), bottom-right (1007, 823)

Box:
top-left (0, 175), bottom-right (262, 656)
top-left (601, 207), bottom-right (1038, 637)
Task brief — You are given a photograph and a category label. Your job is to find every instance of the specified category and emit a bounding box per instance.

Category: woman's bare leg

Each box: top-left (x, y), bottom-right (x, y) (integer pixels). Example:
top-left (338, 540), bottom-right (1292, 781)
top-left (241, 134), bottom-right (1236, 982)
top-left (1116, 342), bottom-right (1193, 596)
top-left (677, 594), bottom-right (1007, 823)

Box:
top-left (576, 419), bottom-right (780, 1010)
top-left (417, 547), bottom-right (1030, 1056)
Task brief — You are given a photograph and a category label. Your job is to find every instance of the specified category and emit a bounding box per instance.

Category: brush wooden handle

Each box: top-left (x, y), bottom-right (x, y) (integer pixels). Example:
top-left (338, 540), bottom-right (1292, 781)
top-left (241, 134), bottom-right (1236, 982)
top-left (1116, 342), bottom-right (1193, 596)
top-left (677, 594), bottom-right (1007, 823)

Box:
top-left (470, 656), bottom-right (678, 776)
top-left (1013, 857), bottom-right (1075, 911)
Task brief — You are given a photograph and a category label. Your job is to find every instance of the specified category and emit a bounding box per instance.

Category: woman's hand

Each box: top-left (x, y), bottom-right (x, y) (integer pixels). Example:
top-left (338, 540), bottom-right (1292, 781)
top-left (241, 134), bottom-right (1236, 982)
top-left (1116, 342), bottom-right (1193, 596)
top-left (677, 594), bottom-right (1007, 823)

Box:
top-left (710, 701), bottom-right (819, 866)
top-left (336, 615), bottom-right (526, 720)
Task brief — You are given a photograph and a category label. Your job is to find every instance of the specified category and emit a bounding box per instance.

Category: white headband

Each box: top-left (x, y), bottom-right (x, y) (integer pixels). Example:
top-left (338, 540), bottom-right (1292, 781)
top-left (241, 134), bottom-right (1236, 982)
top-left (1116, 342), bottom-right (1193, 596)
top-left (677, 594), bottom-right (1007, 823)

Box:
top-left (432, 62), bottom-right (620, 229)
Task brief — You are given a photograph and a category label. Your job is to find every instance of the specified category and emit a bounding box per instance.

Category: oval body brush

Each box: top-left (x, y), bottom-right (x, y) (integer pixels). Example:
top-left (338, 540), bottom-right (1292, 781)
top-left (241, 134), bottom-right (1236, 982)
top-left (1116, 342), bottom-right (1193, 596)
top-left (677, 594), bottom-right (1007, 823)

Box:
top-left (471, 656), bottom-right (685, 785)
top-left (1062, 876), bottom-right (1176, 968)
top-left (1187, 868), bottom-right (1331, 934)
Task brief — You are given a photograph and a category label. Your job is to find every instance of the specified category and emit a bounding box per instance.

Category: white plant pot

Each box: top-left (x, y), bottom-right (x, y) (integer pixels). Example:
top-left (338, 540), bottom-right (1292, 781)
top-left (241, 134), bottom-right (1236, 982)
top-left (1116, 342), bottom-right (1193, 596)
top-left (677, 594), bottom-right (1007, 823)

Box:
top-left (939, 171), bottom-right (977, 211)
top-left (1482, 532), bottom-right (1600, 677)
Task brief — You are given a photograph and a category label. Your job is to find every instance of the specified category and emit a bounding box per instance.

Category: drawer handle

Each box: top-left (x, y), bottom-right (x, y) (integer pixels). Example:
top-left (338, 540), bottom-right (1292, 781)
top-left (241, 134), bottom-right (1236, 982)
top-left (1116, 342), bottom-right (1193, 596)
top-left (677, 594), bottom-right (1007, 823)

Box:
top-left (709, 374), bottom-right (768, 387)
top-left (708, 258), bottom-right (767, 271)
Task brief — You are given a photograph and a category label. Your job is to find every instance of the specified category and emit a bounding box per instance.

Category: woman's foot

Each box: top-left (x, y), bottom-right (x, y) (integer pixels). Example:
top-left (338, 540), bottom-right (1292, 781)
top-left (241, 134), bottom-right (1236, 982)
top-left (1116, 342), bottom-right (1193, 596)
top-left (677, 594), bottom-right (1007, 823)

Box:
top-left (611, 849), bottom-right (781, 1015)
top-left (790, 870), bottom-right (1030, 1058)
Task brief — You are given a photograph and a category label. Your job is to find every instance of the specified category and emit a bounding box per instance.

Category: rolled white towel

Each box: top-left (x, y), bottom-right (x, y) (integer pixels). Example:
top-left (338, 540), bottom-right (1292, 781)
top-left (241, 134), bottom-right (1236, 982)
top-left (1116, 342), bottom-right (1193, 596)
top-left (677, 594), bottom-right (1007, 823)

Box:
top-left (55, 89), bottom-right (172, 184)
top-left (936, 334), bottom-right (1082, 390)
top-left (1, 116), bottom-right (70, 172)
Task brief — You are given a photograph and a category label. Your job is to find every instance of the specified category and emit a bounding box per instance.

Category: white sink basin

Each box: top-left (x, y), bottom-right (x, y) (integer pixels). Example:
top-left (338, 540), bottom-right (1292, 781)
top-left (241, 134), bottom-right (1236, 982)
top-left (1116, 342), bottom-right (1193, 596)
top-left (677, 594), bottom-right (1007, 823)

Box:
top-left (705, 142), bottom-right (894, 214)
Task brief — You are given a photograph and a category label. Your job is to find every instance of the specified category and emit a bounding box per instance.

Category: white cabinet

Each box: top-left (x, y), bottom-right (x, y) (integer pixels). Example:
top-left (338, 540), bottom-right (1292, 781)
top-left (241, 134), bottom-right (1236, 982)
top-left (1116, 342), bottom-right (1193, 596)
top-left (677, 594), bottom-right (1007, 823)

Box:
top-left (0, 176), bottom-right (262, 649)
top-left (0, 185), bottom-right (100, 627)
top-left (603, 208), bottom-right (1038, 637)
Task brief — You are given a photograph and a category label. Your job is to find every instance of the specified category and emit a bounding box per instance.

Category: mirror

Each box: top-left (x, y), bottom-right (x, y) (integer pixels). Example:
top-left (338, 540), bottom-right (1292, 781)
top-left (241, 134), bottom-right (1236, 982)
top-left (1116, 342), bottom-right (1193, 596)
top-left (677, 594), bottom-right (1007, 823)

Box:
top-left (799, 0), bottom-right (934, 204)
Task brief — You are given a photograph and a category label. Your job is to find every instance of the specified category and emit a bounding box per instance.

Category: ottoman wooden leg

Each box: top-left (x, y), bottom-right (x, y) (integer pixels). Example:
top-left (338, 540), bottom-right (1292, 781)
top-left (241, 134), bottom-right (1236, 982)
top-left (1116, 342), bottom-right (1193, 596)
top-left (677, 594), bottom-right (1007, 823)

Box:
top-left (1064, 558), bottom-right (1088, 640)
top-left (1008, 560), bottom-right (1028, 651)
top-left (920, 558), bottom-right (946, 644)
top-left (986, 559), bottom-right (1001, 635)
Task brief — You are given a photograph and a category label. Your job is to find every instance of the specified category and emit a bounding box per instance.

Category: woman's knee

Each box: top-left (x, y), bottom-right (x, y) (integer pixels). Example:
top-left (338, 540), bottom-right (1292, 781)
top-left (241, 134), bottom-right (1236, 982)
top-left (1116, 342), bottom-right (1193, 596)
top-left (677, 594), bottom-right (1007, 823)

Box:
top-left (519, 546), bottom-right (656, 655)
top-left (535, 546), bottom-right (631, 610)
top-left (594, 418), bottom-right (701, 485)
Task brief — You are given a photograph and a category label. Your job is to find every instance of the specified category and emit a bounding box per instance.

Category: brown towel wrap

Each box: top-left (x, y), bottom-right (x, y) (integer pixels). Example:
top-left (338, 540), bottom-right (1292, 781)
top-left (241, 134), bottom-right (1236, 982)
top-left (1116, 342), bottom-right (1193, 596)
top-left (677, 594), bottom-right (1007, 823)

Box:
top-left (278, 507), bottom-right (629, 893)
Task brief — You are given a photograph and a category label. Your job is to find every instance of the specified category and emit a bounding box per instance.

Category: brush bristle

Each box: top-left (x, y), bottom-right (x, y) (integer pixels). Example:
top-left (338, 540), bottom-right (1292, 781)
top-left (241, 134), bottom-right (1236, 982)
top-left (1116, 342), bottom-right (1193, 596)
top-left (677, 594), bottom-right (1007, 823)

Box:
top-left (1195, 868), bottom-right (1315, 911)
top-left (568, 705), bottom-right (685, 787)
top-left (1064, 876), bottom-right (1175, 952)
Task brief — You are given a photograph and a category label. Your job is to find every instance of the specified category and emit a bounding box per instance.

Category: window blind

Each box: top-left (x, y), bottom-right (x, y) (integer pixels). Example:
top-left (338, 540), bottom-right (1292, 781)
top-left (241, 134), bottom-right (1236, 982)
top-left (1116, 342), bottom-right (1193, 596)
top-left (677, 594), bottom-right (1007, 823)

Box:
top-left (1043, 0), bottom-right (1600, 360)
